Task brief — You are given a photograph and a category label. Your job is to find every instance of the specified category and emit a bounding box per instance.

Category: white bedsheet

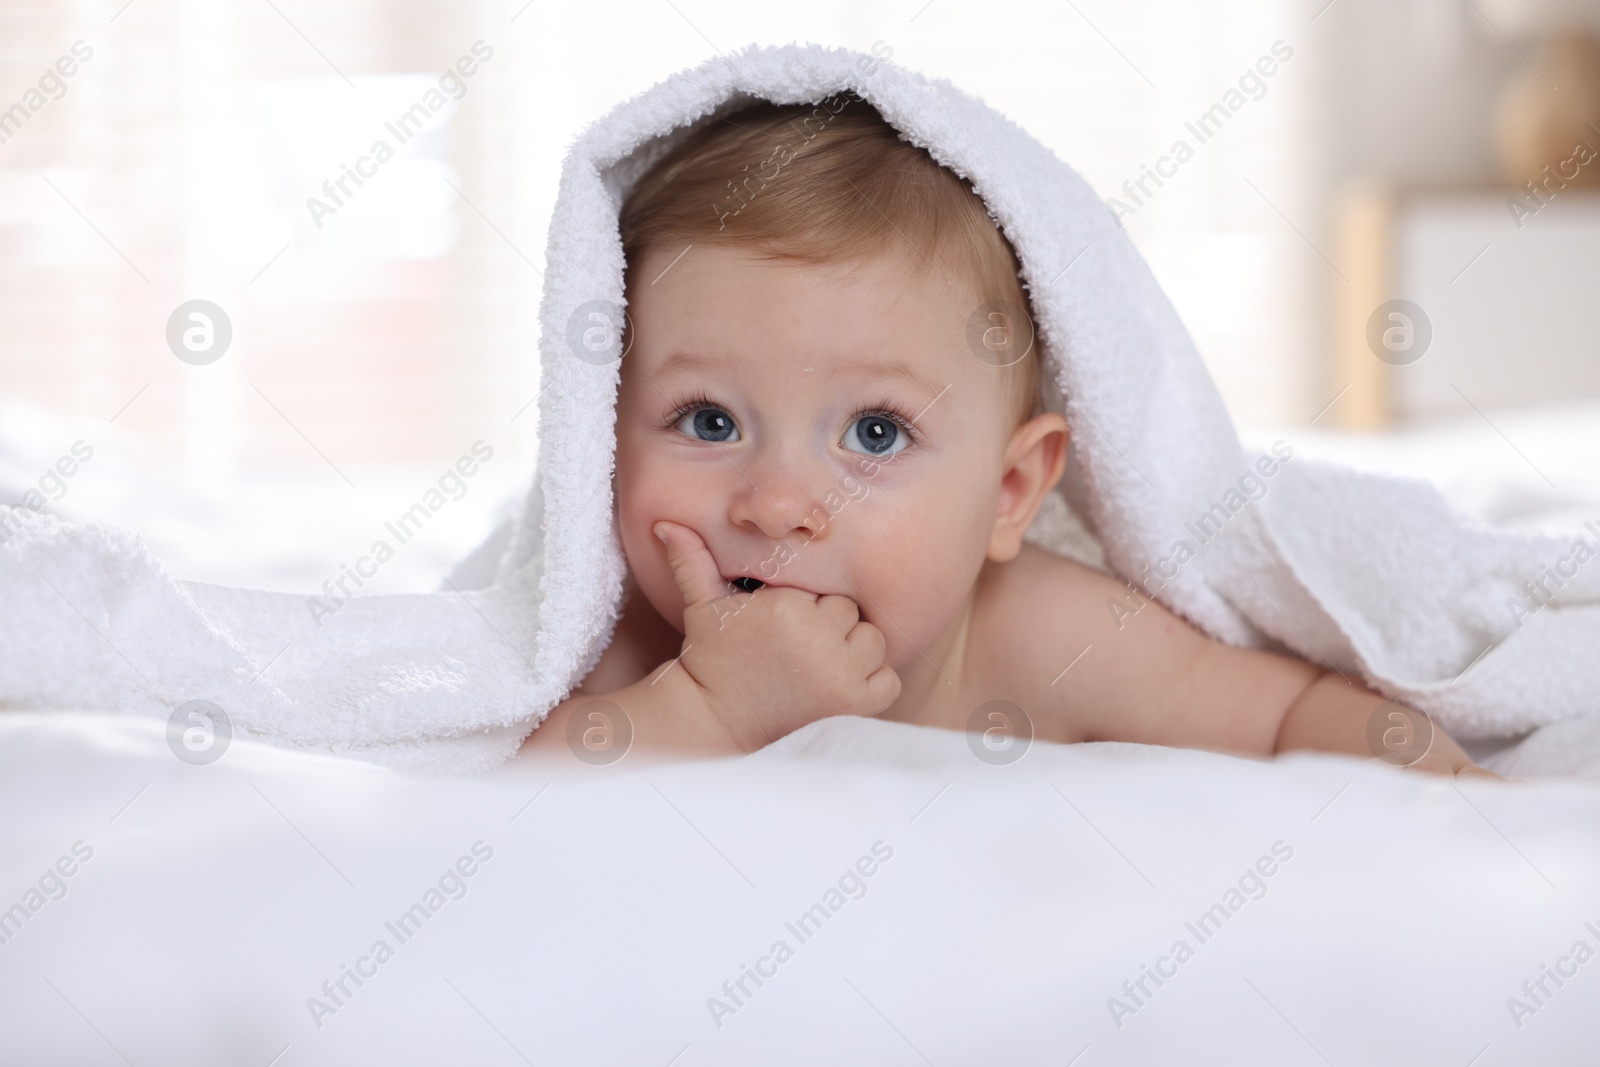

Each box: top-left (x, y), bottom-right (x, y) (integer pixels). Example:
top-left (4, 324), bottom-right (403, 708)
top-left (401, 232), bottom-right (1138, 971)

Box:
top-left (1, 711), bottom-right (1596, 1064)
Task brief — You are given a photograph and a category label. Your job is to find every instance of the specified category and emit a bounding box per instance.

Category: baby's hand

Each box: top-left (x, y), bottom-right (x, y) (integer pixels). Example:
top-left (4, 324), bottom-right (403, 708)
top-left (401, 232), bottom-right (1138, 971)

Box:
top-left (653, 520), bottom-right (900, 751)
top-left (1401, 747), bottom-right (1507, 781)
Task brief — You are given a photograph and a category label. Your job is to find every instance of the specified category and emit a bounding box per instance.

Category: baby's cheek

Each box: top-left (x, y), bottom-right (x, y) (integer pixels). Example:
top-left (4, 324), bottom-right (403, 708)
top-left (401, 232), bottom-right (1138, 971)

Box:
top-left (619, 469), bottom-right (712, 634)
top-left (855, 535), bottom-right (968, 664)
top-left (613, 474), bottom-right (661, 600)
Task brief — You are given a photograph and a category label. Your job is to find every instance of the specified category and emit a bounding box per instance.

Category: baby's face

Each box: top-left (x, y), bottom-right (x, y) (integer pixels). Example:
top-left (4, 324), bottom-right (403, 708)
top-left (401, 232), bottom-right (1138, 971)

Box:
top-left (614, 243), bottom-right (1022, 670)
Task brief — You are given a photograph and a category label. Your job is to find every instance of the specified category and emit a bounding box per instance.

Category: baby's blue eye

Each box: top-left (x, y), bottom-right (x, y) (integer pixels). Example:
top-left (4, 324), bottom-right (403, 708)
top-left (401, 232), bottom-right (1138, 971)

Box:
top-left (675, 407), bottom-right (739, 443)
top-left (845, 414), bottom-right (908, 457)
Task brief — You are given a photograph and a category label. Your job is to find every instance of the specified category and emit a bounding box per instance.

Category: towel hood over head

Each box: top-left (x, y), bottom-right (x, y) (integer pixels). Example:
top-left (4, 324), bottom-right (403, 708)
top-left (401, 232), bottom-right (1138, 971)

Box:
top-left (3, 43), bottom-right (1597, 772)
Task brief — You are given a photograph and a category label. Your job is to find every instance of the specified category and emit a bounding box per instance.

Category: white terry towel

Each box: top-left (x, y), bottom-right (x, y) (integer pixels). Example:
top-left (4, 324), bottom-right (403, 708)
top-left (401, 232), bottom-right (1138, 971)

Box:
top-left (3, 43), bottom-right (1598, 773)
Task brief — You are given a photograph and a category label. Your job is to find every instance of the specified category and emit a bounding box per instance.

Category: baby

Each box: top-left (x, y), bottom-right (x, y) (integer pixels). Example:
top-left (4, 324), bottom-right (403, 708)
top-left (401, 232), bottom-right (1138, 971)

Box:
top-left (522, 95), bottom-right (1497, 778)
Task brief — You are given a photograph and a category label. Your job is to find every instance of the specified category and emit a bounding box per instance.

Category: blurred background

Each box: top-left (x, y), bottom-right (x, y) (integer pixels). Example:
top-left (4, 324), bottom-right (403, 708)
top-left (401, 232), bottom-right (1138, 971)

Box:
top-left (2, 0), bottom-right (1598, 593)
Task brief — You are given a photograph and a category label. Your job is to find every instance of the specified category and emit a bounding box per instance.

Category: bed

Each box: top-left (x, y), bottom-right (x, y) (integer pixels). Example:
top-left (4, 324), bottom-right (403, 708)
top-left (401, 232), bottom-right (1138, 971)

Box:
top-left (1, 710), bottom-right (1596, 1064)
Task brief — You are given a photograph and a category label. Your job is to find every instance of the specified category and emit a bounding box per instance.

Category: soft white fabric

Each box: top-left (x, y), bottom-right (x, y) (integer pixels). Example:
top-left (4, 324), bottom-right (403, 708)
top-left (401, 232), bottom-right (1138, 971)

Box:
top-left (1, 712), bottom-right (1596, 1064)
top-left (3, 42), bottom-right (1598, 772)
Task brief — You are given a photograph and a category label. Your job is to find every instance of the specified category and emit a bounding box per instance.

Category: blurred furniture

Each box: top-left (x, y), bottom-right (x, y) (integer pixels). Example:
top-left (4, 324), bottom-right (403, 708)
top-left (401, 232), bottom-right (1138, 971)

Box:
top-left (1332, 183), bottom-right (1600, 428)
top-left (1479, 0), bottom-right (1600, 185)
top-left (1493, 32), bottom-right (1600, 185)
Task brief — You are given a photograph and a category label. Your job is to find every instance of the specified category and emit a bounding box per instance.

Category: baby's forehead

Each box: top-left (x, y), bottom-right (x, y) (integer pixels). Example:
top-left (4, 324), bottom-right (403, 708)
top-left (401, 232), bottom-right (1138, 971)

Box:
top-left (640, 345), bottom-right (952, 397)
top-left (627, 244), bottom-right (981, 357)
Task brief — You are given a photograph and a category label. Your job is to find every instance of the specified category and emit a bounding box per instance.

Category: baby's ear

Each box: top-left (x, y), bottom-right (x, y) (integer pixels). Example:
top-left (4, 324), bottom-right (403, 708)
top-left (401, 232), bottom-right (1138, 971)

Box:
top-left (987, 413), bottom-right (1069, 562)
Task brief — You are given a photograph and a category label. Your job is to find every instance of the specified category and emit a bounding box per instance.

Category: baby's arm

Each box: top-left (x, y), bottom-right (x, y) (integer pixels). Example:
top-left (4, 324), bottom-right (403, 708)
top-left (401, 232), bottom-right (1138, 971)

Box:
top-left (1020, 555), bottom-right (1498, 778)
top-left (518, 659), bottom-right (744, 763)
top-left (1271, 673), bottom-right (1499, 778)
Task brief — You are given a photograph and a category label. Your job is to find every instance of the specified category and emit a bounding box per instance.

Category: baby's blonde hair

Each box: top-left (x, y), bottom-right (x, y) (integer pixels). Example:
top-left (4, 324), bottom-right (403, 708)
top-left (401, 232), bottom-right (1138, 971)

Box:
top-left (619, 93), bottom-right (1041, 429)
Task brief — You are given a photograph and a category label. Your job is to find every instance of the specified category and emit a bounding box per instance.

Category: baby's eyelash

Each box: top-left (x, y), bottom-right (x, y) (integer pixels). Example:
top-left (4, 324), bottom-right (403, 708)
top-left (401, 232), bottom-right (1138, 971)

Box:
top-left (854, 397), bottom-right (922, 445)
top-left (656, 391), bottom-right (922, 445)
top-left (657, 390), bottom-right (718, 432)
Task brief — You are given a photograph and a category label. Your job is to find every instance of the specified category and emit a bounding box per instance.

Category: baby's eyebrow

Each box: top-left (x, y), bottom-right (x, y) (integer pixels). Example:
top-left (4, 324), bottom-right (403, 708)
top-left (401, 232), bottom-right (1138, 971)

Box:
top-left (654, 350), bottom-right (945, 397)
top-left (852, 360), bottom-right (947, 398)
top-left (653, 350), bottom-right (721, 377)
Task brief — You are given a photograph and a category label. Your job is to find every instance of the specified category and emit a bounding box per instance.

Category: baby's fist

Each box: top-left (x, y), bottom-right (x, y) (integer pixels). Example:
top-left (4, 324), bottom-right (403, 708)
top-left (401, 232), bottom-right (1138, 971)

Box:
top-left (653, 520), bottom-right (900, 749)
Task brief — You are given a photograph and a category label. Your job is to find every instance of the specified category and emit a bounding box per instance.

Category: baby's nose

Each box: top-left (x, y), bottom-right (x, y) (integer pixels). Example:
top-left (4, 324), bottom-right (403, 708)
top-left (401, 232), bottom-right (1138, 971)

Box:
top-left (727, 459), bottom-right (830, 542)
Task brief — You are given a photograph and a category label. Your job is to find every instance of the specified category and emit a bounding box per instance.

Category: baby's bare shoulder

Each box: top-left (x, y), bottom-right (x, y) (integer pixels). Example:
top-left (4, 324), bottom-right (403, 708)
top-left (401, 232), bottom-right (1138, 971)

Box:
top-left (976, 542), bottom-right (1125, 638)
top-left (967, 544), bottom-right (1130, 740)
